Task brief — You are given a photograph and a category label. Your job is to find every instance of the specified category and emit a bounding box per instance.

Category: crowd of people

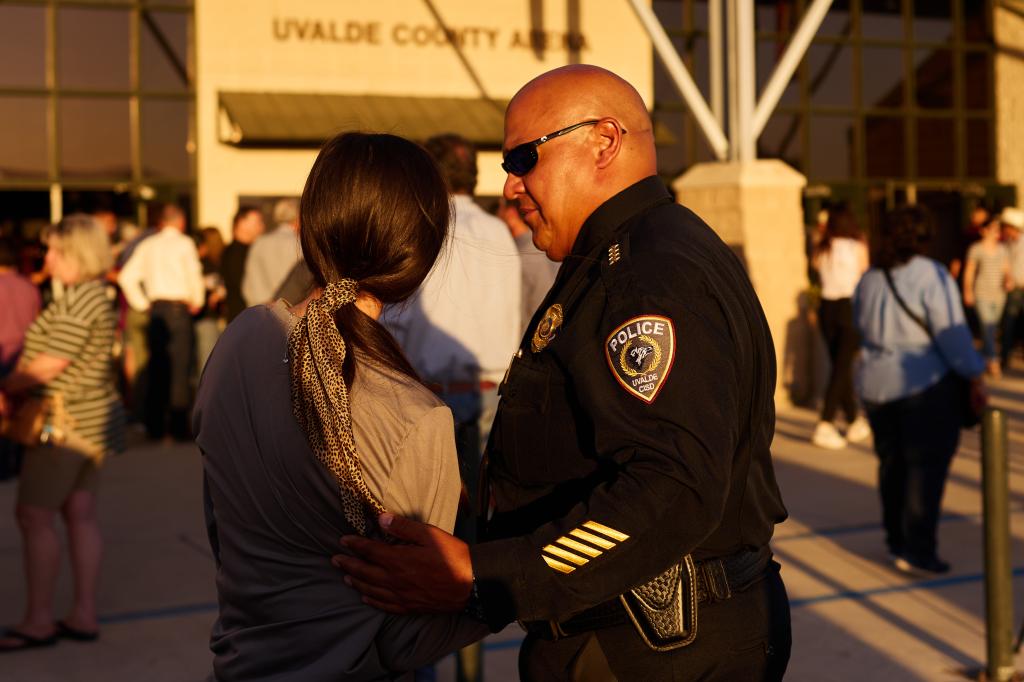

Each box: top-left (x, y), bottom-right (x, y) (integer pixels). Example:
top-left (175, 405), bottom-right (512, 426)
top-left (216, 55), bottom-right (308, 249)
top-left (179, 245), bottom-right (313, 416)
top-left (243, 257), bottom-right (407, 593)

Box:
top-left (809, 202), bottom-right (1022, 452)
top-left (0, 62), bottom-right (1005, 676)
top-left (0, 132), bottom-right (556, 661)
top-left (0, 65), bottom-right (797, 679)
top-left (807, 201), bottom-right (1014, 576)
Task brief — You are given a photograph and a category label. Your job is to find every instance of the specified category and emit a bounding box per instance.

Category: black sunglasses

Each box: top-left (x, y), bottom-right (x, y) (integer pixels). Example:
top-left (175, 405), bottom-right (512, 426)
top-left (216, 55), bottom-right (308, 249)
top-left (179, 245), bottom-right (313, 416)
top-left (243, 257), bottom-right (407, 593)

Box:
top-left (501, 119), bottom-right (626, 177)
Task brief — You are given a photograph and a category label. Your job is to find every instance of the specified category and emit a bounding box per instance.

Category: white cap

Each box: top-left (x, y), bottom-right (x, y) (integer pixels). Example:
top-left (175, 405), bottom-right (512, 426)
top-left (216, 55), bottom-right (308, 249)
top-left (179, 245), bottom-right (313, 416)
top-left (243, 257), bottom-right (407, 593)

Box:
top-left (1001, 207), bottom-right (1024, 230)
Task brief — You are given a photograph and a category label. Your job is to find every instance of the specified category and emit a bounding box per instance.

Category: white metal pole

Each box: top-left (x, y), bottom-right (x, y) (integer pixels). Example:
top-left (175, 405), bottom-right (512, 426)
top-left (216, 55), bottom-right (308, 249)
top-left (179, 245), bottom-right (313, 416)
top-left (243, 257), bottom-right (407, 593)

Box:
top-left (627, 0), bottom-right (729, 160)
top-left (736, 0), bottom-right (757, 160)
top-left (726, 0), bottom-right (739, 160)
top-left (752, 0), bottom-right (834, 139)
top-left (709, 0), bottom-right (724, 127)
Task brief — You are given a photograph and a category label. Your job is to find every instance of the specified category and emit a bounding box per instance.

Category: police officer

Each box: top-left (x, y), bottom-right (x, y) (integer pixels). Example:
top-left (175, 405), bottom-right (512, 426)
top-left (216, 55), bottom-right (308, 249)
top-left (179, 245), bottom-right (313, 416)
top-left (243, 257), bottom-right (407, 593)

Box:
top-left (335, 64), bottom-right (791, 681)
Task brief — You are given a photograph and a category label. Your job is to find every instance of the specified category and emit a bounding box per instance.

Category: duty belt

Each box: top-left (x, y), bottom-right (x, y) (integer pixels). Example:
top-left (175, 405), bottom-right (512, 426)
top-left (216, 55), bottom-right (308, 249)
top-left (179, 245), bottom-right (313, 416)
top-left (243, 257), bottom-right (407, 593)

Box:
top-left (522, 546), bottom-right (772, 642)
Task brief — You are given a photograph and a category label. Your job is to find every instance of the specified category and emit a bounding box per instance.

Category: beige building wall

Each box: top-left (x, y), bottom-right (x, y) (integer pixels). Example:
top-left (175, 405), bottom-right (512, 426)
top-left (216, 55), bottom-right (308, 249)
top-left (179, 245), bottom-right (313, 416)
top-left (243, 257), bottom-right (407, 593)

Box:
top-left (195, 0), bottom-right (653, 233)
top-left (995, 4), bottom-right (1024, 206)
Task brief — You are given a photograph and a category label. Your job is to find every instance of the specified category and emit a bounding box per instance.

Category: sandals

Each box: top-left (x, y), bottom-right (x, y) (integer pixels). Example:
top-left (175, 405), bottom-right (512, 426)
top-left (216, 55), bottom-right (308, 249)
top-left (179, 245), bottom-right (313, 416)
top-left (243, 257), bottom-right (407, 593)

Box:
top-left (56, 620), bottom-right (99, 642)
top-left (0, 628), bottom-right (58, 653)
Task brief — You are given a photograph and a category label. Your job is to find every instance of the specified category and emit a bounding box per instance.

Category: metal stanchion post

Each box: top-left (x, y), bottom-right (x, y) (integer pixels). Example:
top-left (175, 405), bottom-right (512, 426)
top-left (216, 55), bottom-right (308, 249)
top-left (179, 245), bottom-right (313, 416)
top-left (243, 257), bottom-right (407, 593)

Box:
top-left (981, 408), bottom-right (1016, 682)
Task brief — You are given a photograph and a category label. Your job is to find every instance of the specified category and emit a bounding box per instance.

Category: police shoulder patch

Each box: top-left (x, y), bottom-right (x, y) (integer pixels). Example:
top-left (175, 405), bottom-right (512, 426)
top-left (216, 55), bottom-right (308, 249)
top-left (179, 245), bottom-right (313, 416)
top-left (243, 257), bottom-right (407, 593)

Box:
top-left (604, 315), bottom-right (676, 403)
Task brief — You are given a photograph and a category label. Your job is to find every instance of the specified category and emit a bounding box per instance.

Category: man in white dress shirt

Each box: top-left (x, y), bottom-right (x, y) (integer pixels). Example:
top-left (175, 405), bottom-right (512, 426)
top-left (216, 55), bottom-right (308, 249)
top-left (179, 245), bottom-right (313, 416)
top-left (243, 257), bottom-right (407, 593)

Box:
top-left (118, 204), bottom-right (204, 440)
top-left (384, 134), bottom-right (520, 681)
top-left (241, 198), bottom-right (302, 307)
top-left (500, 199), bottom-right (560, 336)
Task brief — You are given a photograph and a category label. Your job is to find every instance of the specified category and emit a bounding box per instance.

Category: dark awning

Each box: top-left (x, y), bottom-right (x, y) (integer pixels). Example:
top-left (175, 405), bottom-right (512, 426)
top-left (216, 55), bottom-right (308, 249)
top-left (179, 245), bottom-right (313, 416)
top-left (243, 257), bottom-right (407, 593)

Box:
top-left (218, 92), bottom-right (507, 148)
top-left (217, 91), bottom-right (677, 149)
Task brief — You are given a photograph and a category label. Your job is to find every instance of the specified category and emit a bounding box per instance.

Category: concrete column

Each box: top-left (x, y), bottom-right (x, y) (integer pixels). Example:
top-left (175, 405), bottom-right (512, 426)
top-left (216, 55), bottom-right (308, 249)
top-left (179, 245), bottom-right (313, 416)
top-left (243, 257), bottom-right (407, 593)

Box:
top-left (995, 4), bottom-right (1024, 205)
top-left (673, 160), bottom-right (810, 406)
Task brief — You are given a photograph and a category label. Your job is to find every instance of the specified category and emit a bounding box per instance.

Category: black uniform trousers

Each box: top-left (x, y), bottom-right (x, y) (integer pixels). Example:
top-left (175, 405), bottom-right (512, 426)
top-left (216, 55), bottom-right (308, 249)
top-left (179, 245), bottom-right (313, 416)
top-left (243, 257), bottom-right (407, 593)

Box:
top-left (817, 297), bottom-right (859, 424)
top-left (145, 300), bottom-right (194, 440)
top-left (518, 564), bottom-right (791, 682)
top-left (865, 373), bottom-right (961, 562)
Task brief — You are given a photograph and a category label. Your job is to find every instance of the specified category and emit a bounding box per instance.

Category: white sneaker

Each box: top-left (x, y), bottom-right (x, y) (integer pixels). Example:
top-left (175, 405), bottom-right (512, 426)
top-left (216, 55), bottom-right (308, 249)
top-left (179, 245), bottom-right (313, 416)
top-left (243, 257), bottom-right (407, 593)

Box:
top-left (812, 421), bottom-right (847, 449)
top-left (846, 416), bottom-right (872, 444)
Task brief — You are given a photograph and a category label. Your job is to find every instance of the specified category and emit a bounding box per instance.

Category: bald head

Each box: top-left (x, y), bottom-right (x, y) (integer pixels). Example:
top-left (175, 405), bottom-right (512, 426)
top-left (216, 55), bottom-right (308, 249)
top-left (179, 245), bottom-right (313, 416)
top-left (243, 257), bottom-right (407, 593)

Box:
top-left (512, 66), bottom-right (651, 140)
top-left (502, 65), bottom-right (658, 261)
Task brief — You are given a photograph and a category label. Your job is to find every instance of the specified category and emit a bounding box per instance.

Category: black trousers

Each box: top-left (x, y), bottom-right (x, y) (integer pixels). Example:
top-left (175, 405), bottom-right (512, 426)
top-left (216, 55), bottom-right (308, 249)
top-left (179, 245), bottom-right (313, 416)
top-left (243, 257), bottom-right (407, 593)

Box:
top-left (818, 298), bottom-right (860, 423)
top-left (865, 374), bottom-right (961, 562)
top-left (145, 301), bottom-right (194, 439)
top-left (519, 563), bottom-right (791, 682)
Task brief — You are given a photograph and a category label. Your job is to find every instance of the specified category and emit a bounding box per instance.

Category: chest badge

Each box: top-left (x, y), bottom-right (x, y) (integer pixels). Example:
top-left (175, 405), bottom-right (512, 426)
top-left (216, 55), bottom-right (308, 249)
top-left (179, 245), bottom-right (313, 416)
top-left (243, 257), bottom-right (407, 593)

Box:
top-left (605, 315), bottom-right (676, 403)
top-left (531, 304), bottom-right (564, 353)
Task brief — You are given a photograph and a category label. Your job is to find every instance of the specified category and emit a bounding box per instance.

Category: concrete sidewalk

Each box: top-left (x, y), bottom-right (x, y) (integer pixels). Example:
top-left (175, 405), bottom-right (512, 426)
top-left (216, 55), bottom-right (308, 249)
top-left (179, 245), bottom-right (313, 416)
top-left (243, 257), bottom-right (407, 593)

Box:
top-left (2, 376), bottom-right (1024, 680)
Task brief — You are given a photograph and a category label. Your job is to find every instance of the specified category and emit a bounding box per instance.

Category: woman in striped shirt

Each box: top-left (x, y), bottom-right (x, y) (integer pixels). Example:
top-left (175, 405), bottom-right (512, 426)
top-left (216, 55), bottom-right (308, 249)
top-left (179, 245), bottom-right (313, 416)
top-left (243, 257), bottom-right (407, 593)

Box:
top-left (0, 215), bottom-right (125, 652)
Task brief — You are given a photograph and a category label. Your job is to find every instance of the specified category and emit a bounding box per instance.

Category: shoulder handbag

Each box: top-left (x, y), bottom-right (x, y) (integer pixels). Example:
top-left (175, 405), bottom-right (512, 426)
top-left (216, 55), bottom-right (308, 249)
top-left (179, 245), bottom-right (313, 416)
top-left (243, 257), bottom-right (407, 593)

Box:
top-left (0, 392), bottom-right (71, 447)
top-left (881, 269), bottom-right (981, 428)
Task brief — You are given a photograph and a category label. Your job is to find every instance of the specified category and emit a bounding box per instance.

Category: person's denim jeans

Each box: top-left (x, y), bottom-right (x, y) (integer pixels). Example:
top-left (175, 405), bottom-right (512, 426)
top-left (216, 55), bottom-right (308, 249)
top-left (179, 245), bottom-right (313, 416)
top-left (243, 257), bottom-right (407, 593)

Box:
top-left (864, 373), bottom-right (961, 562)
top-left (975, 297), bottom-right (1005, 360)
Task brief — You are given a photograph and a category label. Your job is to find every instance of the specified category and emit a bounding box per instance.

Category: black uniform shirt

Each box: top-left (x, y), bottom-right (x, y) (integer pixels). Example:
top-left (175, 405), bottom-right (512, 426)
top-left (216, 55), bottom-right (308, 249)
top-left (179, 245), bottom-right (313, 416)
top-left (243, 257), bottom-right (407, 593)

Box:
top-left (469, 176), bottom-right (788, 630)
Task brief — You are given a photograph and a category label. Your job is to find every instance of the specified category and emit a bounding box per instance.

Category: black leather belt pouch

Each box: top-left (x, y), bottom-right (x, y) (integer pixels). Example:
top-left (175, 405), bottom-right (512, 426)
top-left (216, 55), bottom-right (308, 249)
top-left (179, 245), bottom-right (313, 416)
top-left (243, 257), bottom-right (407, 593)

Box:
top-left (619, 554), bottom-right (698, 652)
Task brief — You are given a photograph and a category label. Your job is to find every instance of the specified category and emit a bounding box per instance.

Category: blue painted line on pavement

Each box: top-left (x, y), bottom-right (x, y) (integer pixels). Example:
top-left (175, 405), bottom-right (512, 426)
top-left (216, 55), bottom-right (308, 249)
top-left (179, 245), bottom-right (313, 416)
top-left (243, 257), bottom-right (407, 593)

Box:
top-left (98, 601), bottom-right (218, 625)
top-left (94, 567), bottom-right (1024, 651)
top-left (775, 512), bottom-right (972, 543)
top-left (97, 600), bottom-right (527, 652)
top-left (789, 566), bottom-right (1024, 607)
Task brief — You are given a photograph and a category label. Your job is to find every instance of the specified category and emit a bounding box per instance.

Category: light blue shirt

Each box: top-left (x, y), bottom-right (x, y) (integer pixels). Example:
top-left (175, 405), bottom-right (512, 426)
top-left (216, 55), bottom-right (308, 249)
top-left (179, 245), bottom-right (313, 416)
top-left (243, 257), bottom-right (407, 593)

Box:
top-left (854, 255), bottom-right (984, 404)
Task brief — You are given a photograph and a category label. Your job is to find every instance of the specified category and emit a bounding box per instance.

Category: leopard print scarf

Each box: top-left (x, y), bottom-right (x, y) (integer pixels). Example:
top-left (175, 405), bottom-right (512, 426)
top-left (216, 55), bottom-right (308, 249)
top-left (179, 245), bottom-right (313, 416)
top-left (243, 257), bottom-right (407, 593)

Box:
top-left (288, 278), bottom-right (386, 535)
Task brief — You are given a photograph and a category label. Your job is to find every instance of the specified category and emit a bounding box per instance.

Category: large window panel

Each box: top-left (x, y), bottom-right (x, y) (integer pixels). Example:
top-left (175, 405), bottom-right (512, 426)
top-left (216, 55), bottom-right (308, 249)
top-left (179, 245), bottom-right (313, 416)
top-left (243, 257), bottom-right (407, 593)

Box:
top-left (0, 97), bottom-right (49, 181)
top-left (141, 99), bottom-right (191, 181)
top-left (865, 116), bottom-right (906, 177)
top-left (916, 117), bottom-right (956, 178)
top-left (862, 47), bottom-right (905, 109)
top-left (757, 40), bottom-right (799, 107)
top-left (0, 6), bottom-right (46, 89)
top-left (695, 36), bottom-right (714, 102)
top-left (963, 0), bottom-right (989, 43)
top-left (689, 112), bottom-right (718, 165)
top-left (964, 50), bottom-right (991, 111)
top-left (756, 0), bottom-right (798, 34)
top-left (653, 1), bottom-right (685, 30)
top-left (914, 48), bottom-right (953, 110)
top-left (58, 7), bottom-right (130, 91)
top-left (966, 118), bottom-right (992, 178)
top-left (141, 11), bottom-right (190, 92)
top-left (912, 0), bottom-right (953, 44)
top-left (758, 112), bottom-right (803, 173)
top-left (59, 98), bottom-right (131, 180)
top-left (861, 0), bottom-right (905, 42)
top-left (653, 108), bottom-right (687, 176)
top-left (818, 1), bottom-right (853, 37)
top-left (809, 116), bottom-right (856, 181)
top-left (691, 1), bottom-right (709, 33)
top-left (807, 44), bottom-right (854, 108)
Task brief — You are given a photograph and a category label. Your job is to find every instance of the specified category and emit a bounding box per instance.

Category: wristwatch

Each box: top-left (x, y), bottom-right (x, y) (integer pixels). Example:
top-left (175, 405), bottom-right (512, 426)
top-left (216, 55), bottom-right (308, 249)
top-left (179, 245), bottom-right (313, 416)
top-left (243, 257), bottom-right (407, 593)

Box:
top-left (463, 575), bottom-right (487, 622)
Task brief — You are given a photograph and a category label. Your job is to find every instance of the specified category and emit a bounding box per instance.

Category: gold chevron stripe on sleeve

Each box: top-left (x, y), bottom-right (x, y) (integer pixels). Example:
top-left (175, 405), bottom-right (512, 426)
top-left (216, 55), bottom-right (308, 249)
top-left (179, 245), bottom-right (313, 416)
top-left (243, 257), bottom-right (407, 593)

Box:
top-left (556, 537), bottom-right (603, 557)
top-left (583, 520), bottom-right (630, 542)
top-left (543, 544), bottom-right (589, 566)
top-left (569, 528), bottom-right (616, 550)
top-left (542, 555), bottom-right (576, 574)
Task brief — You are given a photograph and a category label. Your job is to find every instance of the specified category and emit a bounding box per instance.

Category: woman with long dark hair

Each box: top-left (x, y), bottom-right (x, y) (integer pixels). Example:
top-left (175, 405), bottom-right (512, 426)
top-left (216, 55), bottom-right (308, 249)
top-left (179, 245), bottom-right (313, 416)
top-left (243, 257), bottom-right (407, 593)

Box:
top-left (811, 207), bottom-right (870, 449)
top-left (193, 132), bottom-right (487, 680)
top-left (853, 206), bottom-right (985, 575)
